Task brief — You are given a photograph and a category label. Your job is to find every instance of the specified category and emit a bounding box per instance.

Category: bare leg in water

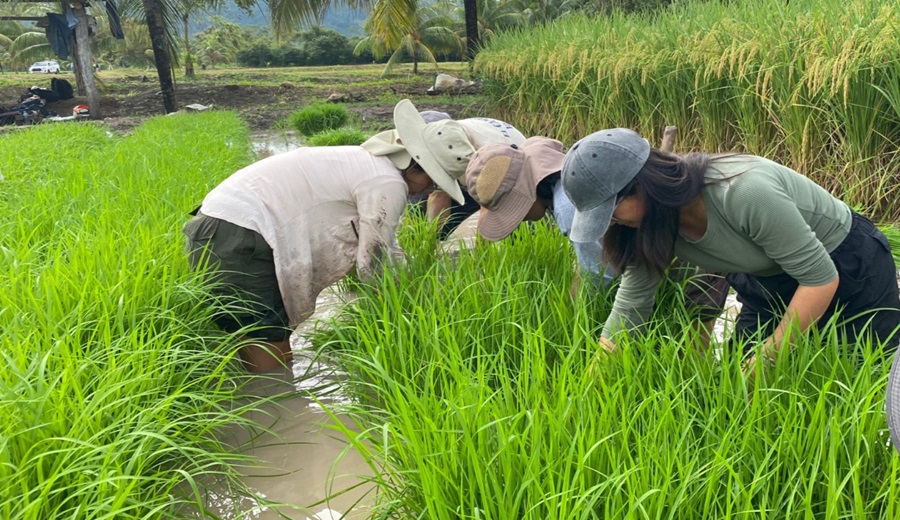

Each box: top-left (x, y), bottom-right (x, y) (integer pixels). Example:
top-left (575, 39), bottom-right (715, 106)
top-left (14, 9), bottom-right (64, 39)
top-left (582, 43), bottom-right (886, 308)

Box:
top-left (239, 338), bottom-right (293, 373)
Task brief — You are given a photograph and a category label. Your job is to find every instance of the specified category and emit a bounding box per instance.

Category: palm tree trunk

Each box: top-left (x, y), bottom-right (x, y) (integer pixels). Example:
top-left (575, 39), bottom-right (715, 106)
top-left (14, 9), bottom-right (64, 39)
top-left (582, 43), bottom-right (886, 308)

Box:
top-left (464, 0), bottom-right (479, 61)
top-left (183, 15), bottom-right (194, 77)
top-left (143, 0), bottom-right (177, 113)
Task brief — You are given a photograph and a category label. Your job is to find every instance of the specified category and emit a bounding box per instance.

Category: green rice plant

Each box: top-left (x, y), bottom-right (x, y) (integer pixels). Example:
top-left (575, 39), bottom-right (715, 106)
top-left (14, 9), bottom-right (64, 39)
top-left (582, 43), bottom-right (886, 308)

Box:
top-left (306, 127), bottom-right (369, 146)
top-left (290, 103), bottom-right (350, 136)
top-left (474, 0), bottom-right (900, 219)
top-left (0, 113), bottom-right (278, 518)
top-left (312, 214), bottom-right (900, 519)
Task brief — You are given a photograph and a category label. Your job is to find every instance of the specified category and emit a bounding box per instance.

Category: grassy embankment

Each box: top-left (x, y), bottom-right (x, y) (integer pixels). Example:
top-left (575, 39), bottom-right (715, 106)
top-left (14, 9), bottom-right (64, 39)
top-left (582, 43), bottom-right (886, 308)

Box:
top-left (475, 0), bottom-right (900, 220)
top-left (0, 113), bottom-right (269, 518)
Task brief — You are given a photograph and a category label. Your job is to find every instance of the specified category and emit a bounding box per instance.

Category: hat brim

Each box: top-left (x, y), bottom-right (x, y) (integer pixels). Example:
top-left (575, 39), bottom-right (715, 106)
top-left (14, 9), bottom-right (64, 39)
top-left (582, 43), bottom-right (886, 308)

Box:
top-left (569, 197), bottom-right (615, 243)
top-left (394, 99), bottom-right (466, 205)
top-left (478, 190), bottom-right (536, 241)
top-left (360, 129), bottom-right (413, 169)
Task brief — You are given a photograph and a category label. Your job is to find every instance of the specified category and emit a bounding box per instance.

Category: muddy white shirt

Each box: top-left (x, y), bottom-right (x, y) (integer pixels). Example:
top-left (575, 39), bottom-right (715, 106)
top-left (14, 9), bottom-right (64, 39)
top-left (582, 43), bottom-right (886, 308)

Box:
top-left (199, 146), bottom-right (407, 327)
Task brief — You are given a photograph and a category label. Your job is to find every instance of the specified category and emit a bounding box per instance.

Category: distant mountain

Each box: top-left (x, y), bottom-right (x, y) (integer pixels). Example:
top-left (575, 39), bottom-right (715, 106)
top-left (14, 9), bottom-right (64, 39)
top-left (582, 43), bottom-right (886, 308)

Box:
top-left (194, 1), bottom-right (367, 36)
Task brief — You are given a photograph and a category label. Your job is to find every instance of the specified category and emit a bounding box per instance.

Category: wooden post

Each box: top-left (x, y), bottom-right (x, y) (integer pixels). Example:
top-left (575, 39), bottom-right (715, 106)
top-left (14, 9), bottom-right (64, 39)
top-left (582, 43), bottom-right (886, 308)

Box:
top-left (71, 1), bottom-right (102, 119)
top-left (660, 125), bottom-right (677, 153)
top-left (69, 32), bottom-right (86, 94)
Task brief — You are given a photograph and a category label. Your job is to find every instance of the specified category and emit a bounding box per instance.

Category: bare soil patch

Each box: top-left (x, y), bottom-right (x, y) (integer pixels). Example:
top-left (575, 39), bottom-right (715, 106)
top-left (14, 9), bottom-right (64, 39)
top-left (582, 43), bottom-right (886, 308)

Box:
top-left (0, 65), bottom-right (485, 134)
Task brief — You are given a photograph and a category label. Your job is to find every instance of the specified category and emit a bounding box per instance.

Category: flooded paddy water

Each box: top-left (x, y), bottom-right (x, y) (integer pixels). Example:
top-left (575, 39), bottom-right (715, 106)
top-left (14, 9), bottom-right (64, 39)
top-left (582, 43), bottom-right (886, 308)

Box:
top-left (200, 288), bottom-right (372, 520)
top-left (251, 131), bottom-right (302, 159)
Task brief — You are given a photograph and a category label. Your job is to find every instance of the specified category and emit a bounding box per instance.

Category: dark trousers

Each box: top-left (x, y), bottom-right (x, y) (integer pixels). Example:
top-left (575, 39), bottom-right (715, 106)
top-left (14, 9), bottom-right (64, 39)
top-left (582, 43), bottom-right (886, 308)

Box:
top-left (727, 212), bottom-right (900, 350)
top-left (438, 190), bottom-right (482, 241)
top-left (406, 190), bottom-right (481, 241)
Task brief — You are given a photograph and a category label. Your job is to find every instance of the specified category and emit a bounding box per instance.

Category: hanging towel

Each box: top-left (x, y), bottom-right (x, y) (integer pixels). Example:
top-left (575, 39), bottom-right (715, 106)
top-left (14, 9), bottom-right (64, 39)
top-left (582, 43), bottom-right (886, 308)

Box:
top-left (45, 14), bottom-right (73, 59)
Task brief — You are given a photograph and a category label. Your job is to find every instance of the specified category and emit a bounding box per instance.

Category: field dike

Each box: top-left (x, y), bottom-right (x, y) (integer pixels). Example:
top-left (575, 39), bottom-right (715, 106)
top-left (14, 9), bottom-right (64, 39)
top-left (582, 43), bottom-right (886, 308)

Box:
top-left (474, 0), bottom-right (900, 220)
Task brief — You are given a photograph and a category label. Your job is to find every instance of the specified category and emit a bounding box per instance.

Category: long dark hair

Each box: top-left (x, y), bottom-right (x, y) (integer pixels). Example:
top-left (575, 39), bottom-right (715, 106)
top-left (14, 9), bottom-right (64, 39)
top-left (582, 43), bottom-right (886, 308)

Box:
top-left (602, 149), bottom-right (713, 276)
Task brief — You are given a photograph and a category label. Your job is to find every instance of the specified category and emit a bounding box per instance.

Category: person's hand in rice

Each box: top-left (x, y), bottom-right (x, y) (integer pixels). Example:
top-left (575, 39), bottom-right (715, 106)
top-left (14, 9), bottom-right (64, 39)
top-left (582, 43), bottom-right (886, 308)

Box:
top-left (588, 337), bottom-right (618, 378)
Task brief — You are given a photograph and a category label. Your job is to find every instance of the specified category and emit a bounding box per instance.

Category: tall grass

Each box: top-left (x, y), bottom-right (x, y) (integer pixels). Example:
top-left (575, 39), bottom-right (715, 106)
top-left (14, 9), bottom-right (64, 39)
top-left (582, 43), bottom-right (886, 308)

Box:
top-left (313, 217), bottom-right (900, 518)
top-left (475, 0), bottom-right (900, 219)
top-left (0, 114), bottom-right (268, 518)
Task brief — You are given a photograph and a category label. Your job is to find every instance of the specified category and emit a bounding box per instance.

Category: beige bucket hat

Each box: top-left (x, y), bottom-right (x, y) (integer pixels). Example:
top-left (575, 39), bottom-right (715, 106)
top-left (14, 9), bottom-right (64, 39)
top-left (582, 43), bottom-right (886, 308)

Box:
top-left (464, 136), bottom-right (565, 241)
top-left (394, 99), bottom-right (475, 204)
top-left (360, 129), bottom-right (412, 169)
top-left (359, 110), bottom-right (453, 170)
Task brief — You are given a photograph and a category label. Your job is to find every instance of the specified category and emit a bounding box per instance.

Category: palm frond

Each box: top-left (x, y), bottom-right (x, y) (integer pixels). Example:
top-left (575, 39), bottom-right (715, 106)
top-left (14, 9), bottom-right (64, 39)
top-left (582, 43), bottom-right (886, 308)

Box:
top-left (382, 46), bottom-right (406, 76)
top-left (367, 0), bottom-right (417, 49)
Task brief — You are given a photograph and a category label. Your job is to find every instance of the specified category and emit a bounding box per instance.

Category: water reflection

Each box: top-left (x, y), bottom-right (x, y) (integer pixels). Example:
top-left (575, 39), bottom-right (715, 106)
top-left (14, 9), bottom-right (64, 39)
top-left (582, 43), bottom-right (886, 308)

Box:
top-left (251, 131), bottom-right (302, 159)
top-left (198, 288), bottom-right (372, 520)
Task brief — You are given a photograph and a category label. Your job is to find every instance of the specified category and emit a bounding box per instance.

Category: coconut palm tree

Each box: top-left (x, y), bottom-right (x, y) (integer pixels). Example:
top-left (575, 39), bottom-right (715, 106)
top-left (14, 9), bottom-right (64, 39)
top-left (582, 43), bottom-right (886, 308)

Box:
top-left (462, 0), bottom-right (528, 43)
top-left (0, 19), bottom-right (53, 72)
top-left (194, 17), bottom-right (247, 67)
top-left (354, 0), bottom-right (463, 75)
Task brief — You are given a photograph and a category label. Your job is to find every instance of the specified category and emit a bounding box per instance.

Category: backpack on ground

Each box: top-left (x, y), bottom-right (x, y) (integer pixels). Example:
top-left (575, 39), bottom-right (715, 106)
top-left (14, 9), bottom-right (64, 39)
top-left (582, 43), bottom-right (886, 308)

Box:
top-left (22, 87), bottom-right (58, 103)
top-left (51, 78), bottom-right (74, 100)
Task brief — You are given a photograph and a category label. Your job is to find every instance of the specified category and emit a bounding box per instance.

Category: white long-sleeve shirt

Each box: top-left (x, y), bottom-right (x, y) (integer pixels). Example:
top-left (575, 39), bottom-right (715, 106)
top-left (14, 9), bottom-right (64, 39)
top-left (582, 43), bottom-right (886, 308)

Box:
top-left (200, 146), bottom-right (407, 326)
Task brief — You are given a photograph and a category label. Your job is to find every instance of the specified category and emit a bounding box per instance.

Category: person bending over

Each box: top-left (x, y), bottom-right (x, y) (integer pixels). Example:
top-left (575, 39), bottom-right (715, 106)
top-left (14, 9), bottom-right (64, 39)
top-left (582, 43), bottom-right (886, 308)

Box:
top-left (563, 128), bottom-right (900, 373)
top-left (184, 143), bottom-right (442, 372)
top-left (465, 136), bottom-right (728, 343)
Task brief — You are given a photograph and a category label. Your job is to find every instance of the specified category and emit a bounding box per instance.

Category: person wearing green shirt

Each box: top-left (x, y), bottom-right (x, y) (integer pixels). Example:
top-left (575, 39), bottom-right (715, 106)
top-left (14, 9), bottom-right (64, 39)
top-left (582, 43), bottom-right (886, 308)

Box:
top-left (562, 128), bottom-right (900, 371)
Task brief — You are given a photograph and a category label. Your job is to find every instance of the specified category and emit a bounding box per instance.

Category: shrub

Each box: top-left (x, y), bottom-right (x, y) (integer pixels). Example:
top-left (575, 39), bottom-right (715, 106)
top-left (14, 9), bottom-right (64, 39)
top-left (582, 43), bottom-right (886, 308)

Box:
top-left (299, 26), bottom-right (355, 66)
top-left (305, 128), bottom-right (368, 146)
top-left (290, 103), bottom-right (350, 136)
top-left (235, 43), bottom-right (278, 67)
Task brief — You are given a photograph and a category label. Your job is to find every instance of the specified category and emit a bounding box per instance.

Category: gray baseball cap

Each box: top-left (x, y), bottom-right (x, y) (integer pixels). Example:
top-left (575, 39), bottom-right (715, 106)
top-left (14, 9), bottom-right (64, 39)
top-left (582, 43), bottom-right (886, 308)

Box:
top-left (562, 128), bottom-right (651, 243)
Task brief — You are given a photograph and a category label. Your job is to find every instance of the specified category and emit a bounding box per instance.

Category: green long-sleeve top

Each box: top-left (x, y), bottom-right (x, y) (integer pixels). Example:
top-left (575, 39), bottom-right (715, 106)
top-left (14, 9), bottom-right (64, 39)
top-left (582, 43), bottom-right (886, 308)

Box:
top-left (602, 155), bottom-right (852, 339)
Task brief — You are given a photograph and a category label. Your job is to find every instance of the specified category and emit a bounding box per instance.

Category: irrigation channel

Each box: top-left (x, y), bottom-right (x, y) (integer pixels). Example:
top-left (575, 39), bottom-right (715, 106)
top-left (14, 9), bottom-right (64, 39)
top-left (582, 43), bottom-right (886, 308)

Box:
top-left (194, 132), bottom-right (752, 519)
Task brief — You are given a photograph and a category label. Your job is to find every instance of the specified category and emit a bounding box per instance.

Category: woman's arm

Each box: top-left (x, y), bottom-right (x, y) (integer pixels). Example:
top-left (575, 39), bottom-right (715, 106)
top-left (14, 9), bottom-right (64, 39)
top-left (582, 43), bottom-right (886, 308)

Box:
top-left (760, 277), bottom-right (839, 360)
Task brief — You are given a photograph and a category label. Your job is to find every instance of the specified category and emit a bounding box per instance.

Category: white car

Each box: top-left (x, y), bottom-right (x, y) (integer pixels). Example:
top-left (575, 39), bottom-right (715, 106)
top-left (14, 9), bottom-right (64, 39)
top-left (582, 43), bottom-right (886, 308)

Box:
top-left (29, 60), bottom-right (61, 74)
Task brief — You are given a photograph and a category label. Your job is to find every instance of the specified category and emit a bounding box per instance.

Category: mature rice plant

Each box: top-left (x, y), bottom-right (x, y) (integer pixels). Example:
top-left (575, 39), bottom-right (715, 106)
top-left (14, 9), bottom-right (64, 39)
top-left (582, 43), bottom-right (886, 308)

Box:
top-left (313, 216), bottom-right (900, 519)
top-left (475, 0), bottom-right (900, 219)
top-left (0, 114), bottom-right (271, 518)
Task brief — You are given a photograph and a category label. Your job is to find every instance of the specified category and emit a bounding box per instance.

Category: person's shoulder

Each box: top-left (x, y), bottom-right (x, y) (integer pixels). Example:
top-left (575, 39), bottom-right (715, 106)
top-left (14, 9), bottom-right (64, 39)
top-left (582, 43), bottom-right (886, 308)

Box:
top-left (707, 155), bottom-right (784, 188)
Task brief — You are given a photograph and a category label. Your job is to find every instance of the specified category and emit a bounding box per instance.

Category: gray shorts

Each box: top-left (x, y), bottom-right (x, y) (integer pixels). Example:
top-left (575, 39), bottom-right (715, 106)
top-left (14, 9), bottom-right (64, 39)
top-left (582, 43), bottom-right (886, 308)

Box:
top-left (183, 212), bottom-right (291, 341)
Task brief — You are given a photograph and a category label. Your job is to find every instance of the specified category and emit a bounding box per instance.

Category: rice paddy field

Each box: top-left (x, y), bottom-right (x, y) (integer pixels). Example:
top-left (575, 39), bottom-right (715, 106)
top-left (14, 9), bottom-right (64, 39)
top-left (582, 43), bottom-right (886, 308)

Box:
top-left (310, 221), bottom-right (900, 519)
top-left (474, 0), bottom-right (900, 220)
top-left (0, 114), bottom-right (271, 518)
top-left (3, 113), bottom-right (900, 517)
top-left (5, 0), bottom-right (900, 515)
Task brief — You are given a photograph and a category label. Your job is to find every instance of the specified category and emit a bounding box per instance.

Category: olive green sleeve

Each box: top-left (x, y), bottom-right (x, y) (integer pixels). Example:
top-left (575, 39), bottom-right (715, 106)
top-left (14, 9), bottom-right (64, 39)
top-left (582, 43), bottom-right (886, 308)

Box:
top-left (602, 264), bottom-right (661, 340)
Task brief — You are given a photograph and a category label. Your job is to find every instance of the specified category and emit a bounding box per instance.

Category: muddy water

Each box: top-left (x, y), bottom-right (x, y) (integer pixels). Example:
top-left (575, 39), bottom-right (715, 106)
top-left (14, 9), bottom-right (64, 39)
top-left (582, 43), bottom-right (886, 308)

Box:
top-left (251, 131), bottom-right (302, 159)
top-left (200, 288), bottom-right (373, 520)
top-left (198, 209), bottom-right (486, 518)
